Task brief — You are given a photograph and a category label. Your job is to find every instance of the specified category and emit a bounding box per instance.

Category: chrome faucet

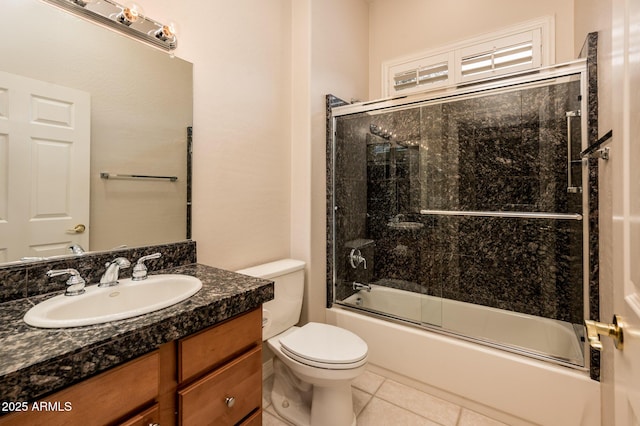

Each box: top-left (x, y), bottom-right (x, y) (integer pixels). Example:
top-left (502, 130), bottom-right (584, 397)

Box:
top-left (132, 253), bottom-right (162, 281)
top-left (47, 268), bottom-right (86, 296)
top-left (99, 257), bottom-right (131, 287)
top-left (352, 281), bottom-right (371, 292)
top-left (68, 244), bottom-right (85, 255)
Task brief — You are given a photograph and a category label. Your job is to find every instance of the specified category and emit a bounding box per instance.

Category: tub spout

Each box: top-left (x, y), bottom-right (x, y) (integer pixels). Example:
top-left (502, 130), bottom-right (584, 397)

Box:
top-left (353, 282), bottom-right (371, 292)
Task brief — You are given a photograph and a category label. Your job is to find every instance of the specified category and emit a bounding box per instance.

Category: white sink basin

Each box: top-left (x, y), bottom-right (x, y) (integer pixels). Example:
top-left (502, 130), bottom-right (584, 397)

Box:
top-left (24, 274), bottom-right (202, 328)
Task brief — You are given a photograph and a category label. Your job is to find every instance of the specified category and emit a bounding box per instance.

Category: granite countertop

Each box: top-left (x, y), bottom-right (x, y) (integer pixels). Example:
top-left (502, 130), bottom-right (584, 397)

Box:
top-left (0, 263), bottom-right (274, 404)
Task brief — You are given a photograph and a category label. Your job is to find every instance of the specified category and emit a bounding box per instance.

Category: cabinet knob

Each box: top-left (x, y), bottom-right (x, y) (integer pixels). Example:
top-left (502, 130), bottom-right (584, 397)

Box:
top-left (225, 396), bottom-right (236, 408)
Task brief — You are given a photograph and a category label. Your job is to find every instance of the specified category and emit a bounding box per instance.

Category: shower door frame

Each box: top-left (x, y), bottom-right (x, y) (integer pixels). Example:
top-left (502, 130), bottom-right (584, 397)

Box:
top-left (329, 59), bottom-right (591, 370)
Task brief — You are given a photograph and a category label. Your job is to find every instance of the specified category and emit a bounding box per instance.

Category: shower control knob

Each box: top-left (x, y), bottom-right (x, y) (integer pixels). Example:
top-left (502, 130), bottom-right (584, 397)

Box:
top-left (225, 396), bottom-right (236, 408)
top-left (349, 248), bottom-right (367, 269)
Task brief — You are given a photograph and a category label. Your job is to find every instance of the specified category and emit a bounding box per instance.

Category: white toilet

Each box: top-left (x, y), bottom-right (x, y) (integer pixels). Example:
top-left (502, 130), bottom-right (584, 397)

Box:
top-left (236, 259), bottom-right (368, 426)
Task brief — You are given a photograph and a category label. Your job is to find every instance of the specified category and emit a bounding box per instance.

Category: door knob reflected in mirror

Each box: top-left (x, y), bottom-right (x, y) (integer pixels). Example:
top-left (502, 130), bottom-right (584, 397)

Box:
top-left (66, 224), bottom-right (86, 234)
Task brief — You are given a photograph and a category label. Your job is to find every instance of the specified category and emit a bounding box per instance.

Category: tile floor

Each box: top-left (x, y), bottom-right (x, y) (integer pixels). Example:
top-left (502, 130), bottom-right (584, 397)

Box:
top-left (262, 369), bottom-right (509, 426)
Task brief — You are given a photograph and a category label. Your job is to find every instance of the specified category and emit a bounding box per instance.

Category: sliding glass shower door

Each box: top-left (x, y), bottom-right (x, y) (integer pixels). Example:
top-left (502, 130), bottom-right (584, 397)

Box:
top-left (332, 65), bottom-right (589, 367)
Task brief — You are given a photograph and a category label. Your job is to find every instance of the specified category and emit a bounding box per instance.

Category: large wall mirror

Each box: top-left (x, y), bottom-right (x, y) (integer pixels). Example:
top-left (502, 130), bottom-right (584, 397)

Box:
top-left (0, 0), bottom-right (193, 264)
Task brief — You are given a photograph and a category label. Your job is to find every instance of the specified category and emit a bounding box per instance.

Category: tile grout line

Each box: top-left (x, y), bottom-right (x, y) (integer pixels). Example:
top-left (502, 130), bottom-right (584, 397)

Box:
top-left (353, 377), bottom-right (386, 421)
top-left (361, 377), bottom-right (454, 426)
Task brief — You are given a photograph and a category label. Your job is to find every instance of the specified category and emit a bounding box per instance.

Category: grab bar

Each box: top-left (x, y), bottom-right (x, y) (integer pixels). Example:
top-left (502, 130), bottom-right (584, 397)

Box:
top-left (566, 110), bottom-right (582, 193)
top-left (100, 172), bottom-right (178, 182)
top-left (420, 210), bottom-right (583, 220)
top-left (581, 129), bottom-right (612, 159)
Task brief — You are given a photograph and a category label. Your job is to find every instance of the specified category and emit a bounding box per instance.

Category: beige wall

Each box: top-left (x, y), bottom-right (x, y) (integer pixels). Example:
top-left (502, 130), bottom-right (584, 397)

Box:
top-left (146, 0), bottom-right (294, 271)
top-left (306, 0), bottom-right (369, 322)
top-left (368, 0), bottom-right (575, 99)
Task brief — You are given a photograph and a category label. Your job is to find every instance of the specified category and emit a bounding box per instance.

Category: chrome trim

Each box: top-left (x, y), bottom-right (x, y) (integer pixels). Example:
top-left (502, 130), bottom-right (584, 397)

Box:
top-left (100, 172), bottom-right (178, 182)
top-left (332, 60), bottom-right (587, 117)
top-left (420, 210), bottom-right (583, 220)
top-left (566, 110), bottom-right (583, 193)
top-left (41, 0), bottom-right (177, 51)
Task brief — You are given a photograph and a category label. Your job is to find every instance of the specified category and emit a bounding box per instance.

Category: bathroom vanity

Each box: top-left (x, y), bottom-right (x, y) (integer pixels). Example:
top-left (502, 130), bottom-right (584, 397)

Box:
top-left (0, 255), bottom-right (273, 426)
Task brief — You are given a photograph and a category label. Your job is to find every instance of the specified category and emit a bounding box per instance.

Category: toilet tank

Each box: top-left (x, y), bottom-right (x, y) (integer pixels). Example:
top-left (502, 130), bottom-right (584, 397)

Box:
top-left (236, 259), bottom-right (305, 340)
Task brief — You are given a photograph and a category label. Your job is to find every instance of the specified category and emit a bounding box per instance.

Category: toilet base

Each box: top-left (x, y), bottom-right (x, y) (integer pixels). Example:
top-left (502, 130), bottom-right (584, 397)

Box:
top-left (271, 358), bottom-right (357, 426)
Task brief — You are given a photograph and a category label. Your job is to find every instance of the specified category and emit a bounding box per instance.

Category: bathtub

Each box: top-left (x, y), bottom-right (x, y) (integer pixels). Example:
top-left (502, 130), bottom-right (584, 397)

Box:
top-left (342, 284), bottom-right (585, 366)
top-left (328, 286), bottom-right (601, 426)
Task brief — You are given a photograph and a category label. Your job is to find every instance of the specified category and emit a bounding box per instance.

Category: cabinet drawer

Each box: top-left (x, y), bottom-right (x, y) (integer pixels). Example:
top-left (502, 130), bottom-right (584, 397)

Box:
top-left (178, 346), bottom-right (262, 426)
top-left (0, 352), bottom-right (159, 426)
top-left (239, 409), bottom-right (262, 426)
top-left (119, 403), bottom-right (159, 426)
top-left (178, 308), bottom-right (261, 383)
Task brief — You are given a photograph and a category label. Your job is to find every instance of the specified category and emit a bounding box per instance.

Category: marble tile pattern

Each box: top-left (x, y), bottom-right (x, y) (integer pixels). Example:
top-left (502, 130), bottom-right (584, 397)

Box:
top-left (326, 94), bottom-right (355, 307)
top-left (0, 240), bottom-right (197, 304)
top-left (0, 256), bottom-right (274, 404)
top-left (582, 31), bottom-right (601, 381)
top-left (187, 126), bottom-right (193, 240)
top-left (327, 36), bottom-right (599, 375)
top-left (331, 81), bottom-right (586, 324)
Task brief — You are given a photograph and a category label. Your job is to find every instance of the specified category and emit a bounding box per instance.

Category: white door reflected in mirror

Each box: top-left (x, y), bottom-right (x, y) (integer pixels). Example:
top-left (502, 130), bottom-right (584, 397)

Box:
top-left (0, 70), bottom-right (90, 263)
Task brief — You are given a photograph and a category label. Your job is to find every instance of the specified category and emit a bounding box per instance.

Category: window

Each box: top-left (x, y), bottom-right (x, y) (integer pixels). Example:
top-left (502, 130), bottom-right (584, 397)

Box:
top-left (456, 31), bottom-right (541, 82)
top-left (382, 17), bottom-right (553, 97)
top-left (390, 53), bottom-right (451, 93)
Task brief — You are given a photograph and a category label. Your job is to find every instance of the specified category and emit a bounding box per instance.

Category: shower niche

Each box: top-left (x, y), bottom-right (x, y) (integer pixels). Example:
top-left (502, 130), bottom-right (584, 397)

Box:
top-left (330, 63), bottom-right (590, 368)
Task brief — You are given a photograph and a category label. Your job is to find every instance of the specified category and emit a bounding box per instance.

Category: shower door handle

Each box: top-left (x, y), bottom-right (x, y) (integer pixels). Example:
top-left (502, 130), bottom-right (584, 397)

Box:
top-left (566, 110), bottom-right (582, 193)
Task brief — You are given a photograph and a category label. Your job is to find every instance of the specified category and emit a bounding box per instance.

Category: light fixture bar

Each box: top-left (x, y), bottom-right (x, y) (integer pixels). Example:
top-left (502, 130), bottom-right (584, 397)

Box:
top-left (41, 0), bottom-right (177, 51)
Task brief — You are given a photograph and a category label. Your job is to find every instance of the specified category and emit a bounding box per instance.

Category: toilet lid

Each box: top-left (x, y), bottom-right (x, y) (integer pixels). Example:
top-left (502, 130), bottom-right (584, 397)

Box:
top-left (279, 322), bottom-right (368, 366)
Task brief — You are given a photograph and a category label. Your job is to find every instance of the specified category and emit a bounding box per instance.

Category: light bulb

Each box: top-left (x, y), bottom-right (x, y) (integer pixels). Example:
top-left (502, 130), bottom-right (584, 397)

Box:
top-left (155, 21), bottom-right (178, 42)
top-left (72, 0), bottom-right (99, 6)
top-left (117, 2), bottom-right (144, 26)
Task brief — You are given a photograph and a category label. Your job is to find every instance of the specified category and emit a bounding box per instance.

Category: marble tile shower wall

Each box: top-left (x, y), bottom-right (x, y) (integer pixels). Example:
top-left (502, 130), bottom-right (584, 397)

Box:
top-left (334, 81), bottom-right (585, 324)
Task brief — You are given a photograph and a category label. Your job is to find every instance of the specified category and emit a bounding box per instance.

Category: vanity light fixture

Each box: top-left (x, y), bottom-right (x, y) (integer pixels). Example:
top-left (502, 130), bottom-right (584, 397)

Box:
top-left (155, 21), bottom-right (178, 43)
top-left (115, 2), bottom-right (144, 26)
top-left (41, 0), bottom-right (178, 51)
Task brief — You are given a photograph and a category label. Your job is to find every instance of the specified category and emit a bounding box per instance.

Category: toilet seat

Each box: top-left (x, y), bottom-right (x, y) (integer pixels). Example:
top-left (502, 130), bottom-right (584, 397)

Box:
top-left (279, 322), bottom-right (368, 369)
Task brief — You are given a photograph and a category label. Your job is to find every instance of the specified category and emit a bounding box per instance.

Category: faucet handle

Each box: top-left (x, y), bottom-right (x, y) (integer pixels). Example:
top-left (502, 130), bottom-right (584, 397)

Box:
top-left (132, 252), bottom-right (162, 281)
top-left (103, 257), bottom-right (131, 269)
top-left (46, 268), bottom-right (86, 296)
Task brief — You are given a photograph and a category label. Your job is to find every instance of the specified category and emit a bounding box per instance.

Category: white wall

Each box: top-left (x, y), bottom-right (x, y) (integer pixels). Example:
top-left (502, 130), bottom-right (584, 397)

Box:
top-left (145, 0), bottom-right (294, 271)
top-left (368, 0), bottom-right (575, 99)
top-left (305, 0), bottom-right (369, 322)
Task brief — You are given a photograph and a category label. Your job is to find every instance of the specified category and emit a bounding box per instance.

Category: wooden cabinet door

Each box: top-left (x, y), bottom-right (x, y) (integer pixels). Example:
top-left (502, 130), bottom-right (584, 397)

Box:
top-left (0, 352), bottom-right (159, 426)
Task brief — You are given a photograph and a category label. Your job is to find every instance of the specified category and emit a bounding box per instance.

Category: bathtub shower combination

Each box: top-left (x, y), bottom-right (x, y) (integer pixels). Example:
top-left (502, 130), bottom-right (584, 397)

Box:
top-left (329, 62), bottom-right (592, 371)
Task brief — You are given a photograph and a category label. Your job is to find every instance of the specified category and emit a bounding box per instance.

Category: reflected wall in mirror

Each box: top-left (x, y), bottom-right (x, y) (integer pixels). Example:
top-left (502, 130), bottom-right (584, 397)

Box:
top-left (0, 0), bottom-right (193, 264)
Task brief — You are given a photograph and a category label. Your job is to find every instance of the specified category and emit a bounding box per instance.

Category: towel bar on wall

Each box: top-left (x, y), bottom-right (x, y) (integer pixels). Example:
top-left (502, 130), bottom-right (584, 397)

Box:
top-left (420, 210), bottom-right (583, 220)
top-left (100, 172), bottom-right (178, 182)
